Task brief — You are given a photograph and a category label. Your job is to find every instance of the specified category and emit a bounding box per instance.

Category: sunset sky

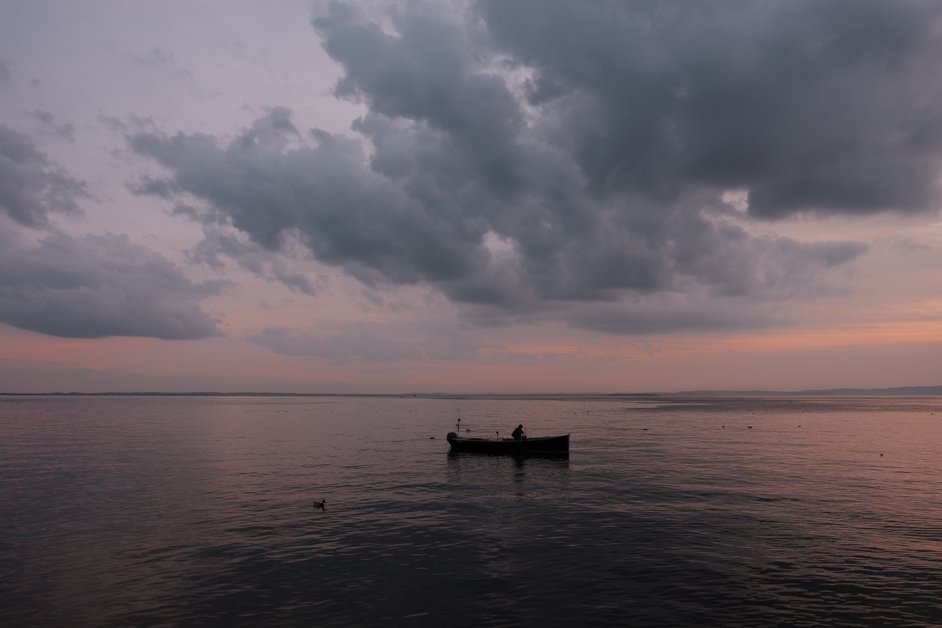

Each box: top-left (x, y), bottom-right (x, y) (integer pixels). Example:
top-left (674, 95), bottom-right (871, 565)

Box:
top-left (2, 0), bottom-right (942, 393)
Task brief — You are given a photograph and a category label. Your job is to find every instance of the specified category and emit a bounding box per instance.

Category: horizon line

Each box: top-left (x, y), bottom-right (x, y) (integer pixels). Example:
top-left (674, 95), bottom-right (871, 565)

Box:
top-left (2, 385), bottom-right (942, 398)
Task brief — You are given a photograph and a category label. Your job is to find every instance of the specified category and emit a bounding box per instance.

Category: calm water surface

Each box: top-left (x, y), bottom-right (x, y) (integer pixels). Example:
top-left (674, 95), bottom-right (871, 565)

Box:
top-left (2, 395), bottom-right (942, 626)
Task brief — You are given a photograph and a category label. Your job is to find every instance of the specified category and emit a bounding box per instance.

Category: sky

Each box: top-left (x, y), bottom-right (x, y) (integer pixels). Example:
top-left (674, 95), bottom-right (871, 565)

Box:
top-left (1, 0), bottom-right (942, 394)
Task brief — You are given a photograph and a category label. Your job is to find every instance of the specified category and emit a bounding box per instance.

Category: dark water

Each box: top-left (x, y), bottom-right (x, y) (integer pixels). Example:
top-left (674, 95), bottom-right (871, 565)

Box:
top-left (2, 395), bottom-right (942, 626)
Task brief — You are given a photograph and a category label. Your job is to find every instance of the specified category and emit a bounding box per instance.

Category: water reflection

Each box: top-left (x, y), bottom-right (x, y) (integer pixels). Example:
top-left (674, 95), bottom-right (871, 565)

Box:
top-left (445, 451), bottom-right (570, 479)
top-left (446, 450), bottom-right (570, 466)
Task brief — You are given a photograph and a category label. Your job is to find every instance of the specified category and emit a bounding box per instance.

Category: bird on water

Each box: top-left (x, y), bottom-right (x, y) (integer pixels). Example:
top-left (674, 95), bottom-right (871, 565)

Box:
top-left (313, 499), bottom-right (326, 510)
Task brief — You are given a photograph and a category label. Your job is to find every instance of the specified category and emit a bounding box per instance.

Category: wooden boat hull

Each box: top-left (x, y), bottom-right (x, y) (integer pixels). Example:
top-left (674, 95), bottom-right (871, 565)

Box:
top-left (446, 432), bottom-right (569, 456)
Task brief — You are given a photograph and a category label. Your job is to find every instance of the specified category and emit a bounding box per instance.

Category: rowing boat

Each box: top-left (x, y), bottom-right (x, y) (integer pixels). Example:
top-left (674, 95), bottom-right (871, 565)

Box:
top-left (446, 432), bottom-right (569, 456)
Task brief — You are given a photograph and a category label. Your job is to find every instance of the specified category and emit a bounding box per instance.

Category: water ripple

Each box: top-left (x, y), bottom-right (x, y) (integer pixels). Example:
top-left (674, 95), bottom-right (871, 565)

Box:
top-left (2, 395), bottom-right (942, 626)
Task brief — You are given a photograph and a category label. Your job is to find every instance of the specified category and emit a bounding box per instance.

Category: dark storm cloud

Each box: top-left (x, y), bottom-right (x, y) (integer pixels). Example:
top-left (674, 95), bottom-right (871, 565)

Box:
top-left (0, 232), bottom-right (221, 339)
top-left (128, 0), bottom-right (942, 334)
top-left (314, 1), bottom-right (525, 194)
top-left (0, 124), bottom-right (86, 227)
top-left (478, 0), bottom-right (942, 217)
top-left (130, 107), bottom-right (489, 287)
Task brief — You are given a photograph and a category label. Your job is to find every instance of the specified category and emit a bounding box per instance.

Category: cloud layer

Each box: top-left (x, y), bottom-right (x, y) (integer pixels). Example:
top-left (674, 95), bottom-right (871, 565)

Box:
top-left (0, 124), bottom-right (220, 340)
top-left (0, 232), bottom-right (221, 339)
top-left (479, 0), bottom-right (942, 217)
top-left (0, 124), bottom-right (86, 228)
top-left (128, 0), bottom-right (942, 333)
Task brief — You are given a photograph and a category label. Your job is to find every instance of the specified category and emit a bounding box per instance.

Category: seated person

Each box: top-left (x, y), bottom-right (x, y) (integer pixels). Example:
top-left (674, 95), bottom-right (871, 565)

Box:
top-left (511, 424), bottom-right (525, 440)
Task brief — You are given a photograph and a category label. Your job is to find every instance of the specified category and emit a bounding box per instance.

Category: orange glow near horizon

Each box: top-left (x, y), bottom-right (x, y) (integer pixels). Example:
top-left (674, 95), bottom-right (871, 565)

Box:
top-left (3, 315), bottom-right (942, 393)
top-left (676, 320), bottom-right (942, 356)
top-left (489, 319), bottom-right (942, 361)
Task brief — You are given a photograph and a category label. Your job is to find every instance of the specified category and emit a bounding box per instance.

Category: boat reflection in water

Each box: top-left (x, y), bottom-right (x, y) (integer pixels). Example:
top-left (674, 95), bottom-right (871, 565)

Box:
top-left (446, 431), bottom-right (569, 456)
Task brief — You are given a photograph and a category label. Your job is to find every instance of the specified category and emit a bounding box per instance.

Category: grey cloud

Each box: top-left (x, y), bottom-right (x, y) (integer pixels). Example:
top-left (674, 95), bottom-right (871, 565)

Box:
top-left (130, 108), bottom-right (487, 285)
top-left (665, 208), bottom-right (869, 299)
top-left (30, 108), bottom-right (76, 143)
top-left (314, 2), bottom-right (525, 194)
top-left (170, 202), bottom-right (202, 220)
top-left (130, 175), bottom-right (179, 199)
top-left (0, 124), bottom-right (86, 227)
top-left (188, 228), bottom-right (317, 296)
top-left (129, 2), bottom-right (899, 334)
top-left (130, 48), bottom-right (175, 67)
top-left (123, 47), bottom-right (193, 80)
top-left (0, 232), bottom-right (220, 339)
top-left (478, 0), bottom-right (942, 217)
top-left (97, 114), bottom-right (129, 134)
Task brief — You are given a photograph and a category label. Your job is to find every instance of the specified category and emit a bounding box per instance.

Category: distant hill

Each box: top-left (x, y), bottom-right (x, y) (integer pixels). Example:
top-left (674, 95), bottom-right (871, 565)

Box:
top-left (674, 385), bottom-right (942, 397)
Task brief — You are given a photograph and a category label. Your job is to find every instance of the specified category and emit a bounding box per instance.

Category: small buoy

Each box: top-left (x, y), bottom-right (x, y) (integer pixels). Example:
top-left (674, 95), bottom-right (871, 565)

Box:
top-left (880, 453), bottom-right (884, 457)
top-left (313, 499), bottom-right (326, 510)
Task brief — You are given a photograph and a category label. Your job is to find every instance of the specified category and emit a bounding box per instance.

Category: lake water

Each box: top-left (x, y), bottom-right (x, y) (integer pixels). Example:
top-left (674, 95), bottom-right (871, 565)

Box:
top-left (2, 394), bottom-right (942, 626)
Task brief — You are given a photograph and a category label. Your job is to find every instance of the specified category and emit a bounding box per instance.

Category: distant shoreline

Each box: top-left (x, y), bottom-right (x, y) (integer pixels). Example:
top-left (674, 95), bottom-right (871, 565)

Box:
top-left (2, 386), bottom-right (942, 398)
